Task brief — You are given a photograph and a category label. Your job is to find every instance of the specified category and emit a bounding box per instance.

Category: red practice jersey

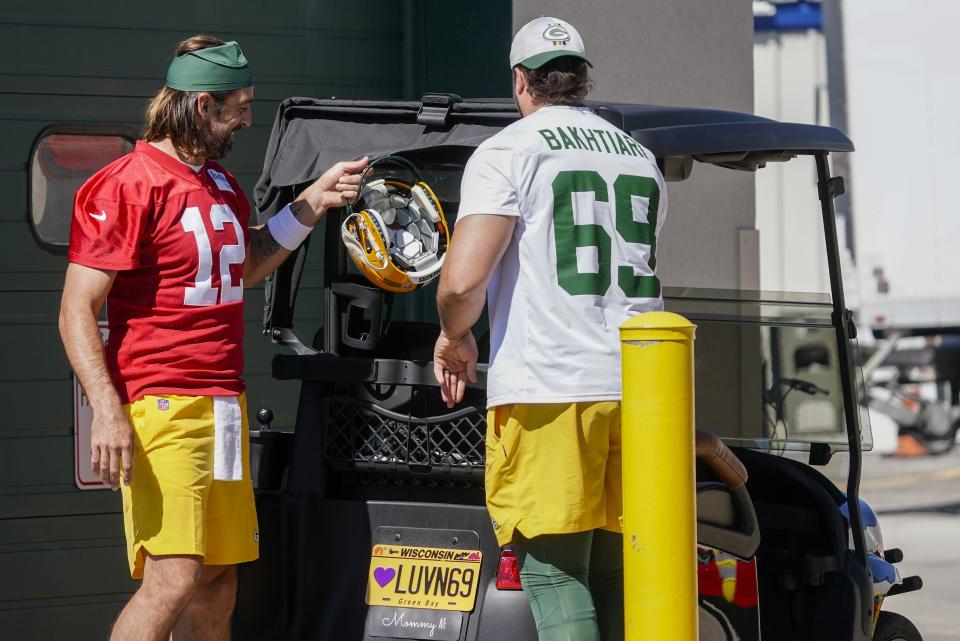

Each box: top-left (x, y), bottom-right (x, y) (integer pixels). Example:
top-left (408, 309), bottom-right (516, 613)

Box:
top-left (68, 141), bottom-right (251, 404)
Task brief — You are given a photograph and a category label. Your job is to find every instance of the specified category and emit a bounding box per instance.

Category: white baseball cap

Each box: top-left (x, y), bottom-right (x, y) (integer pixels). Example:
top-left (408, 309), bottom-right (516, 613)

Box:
top-left (509, 17), bottom-right (592, 70)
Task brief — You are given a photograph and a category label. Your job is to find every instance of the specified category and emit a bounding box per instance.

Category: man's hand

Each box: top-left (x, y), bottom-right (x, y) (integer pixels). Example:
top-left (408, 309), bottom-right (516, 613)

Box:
top-left (90, 405), bottom-right (134, 490)
top-left (291, 156), bottom-right (369, 225)
top-left (433, 330), bottom-right (479, 408)
top-left (59, 263), bottom-right (131, 490)
top-left (433, 214), bottom-right (515, 408)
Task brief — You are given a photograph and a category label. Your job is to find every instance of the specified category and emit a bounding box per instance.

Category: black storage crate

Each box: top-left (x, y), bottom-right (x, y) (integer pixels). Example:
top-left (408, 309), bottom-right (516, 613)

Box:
top-left (322, 390), bottom-right (486, 480)
top-left (276, 355), bottom-right (488, 486)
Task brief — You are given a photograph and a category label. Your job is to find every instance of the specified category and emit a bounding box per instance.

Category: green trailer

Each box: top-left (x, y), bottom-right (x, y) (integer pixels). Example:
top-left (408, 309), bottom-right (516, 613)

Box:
top-left (0, 3), bottom-right (509, 637)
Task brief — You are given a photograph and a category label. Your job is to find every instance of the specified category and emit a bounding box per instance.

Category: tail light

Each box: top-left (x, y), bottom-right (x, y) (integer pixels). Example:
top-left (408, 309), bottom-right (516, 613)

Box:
top-left (496, 549), bottom-right (523, 590)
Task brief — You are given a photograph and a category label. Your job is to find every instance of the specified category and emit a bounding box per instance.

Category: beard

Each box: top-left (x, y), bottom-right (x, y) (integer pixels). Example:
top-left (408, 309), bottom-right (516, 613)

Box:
top-left (198, 117), bottom-right (237, 161)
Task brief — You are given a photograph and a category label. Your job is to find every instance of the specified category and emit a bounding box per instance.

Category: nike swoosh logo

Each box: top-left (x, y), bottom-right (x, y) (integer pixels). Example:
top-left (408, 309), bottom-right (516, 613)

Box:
top-left (89, 210), bottom-right (107, 221)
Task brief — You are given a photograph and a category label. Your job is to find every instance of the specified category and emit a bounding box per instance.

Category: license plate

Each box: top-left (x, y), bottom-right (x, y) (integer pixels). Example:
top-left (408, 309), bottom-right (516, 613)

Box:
top-left (366, 544), bottom-right (483, 612)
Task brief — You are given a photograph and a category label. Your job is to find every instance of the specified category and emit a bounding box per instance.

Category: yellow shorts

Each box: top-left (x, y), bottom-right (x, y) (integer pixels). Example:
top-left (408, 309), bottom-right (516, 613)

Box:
top-left (120, 394), bottom-right (259, 579)
top-left (485, 401), bottom-right (622, 547)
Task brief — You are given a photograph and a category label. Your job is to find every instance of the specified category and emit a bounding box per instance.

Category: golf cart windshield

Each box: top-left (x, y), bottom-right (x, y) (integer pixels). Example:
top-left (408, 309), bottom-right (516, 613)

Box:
top-left (254, 97), bottom-right (870, 455)
top-left (660, 142), bottom-right (872, 454)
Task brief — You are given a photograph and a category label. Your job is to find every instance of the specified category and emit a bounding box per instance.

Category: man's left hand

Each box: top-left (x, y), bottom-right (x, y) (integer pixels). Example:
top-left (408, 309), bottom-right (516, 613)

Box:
top-left (292, 156), bottom-right (368, 224)
top-left (433, 331), bottom-right (479, 408)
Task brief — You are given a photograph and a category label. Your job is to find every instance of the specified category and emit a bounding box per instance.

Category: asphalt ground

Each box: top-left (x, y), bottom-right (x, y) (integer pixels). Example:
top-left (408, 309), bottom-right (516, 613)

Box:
top-left (823, 444), bottom-right (960, 641)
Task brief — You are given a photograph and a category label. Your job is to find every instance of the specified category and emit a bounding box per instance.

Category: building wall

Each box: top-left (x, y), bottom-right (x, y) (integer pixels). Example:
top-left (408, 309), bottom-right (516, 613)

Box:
top-left (513, 0), bottom-right (757, 291)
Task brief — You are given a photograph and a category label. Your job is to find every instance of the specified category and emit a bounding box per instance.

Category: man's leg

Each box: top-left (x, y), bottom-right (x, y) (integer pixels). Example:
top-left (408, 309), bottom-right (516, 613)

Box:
top-left (110, 555), bottom-right (202, 641)
top-left (589, 529), bottom-right (624, 641)
top-left (171, 563), bottom-right (238, 641)
top-left (514, 532), bottom-right (601, 641)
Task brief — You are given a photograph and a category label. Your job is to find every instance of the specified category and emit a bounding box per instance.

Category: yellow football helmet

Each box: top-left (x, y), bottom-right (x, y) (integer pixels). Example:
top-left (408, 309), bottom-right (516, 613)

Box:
top-left (341, 155), bottom-right (449, 293)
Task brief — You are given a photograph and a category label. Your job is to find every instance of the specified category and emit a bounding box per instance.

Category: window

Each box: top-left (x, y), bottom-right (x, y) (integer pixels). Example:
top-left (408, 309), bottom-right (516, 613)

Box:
top-left (30, 128), bottom-right (135, 253)
top-left (664, 291), bottom-right (872, 454)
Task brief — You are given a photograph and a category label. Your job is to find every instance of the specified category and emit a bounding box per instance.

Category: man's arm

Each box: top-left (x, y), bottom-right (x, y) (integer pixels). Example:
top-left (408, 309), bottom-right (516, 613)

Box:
top-left (434, 213), bottom-right (517, 407)
top-left (243, 157), bottom-right (368, 286)
top-left (59, 263), bottom-right (131, 490)
top-left (437, 214), bottom-right (516, 335)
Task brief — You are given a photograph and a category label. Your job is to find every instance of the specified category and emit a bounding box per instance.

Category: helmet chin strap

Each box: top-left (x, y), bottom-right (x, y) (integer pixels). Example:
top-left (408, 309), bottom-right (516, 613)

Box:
top-left (341, 212), bottom-right (389, 271)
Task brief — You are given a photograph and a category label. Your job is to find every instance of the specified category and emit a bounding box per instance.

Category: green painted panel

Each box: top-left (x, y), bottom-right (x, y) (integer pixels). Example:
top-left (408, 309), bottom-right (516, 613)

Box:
top-left (0, 92), bottom-right (153, 123)
top-left (0, 323), bottom-right (67, 381)
top-left (0, 432), bottom-right (77, 488)
top-left (0, 72), bottom-right (399, 105)
top-left (0, 271), bottom-right (66, 291)
top-left (0, 486), bottom-right (120, 520)
top-left (0, 1), bottom-right (402, 32)
top-left (0, 20), bottom-right (404, 103)
top-left (0, 1), bottom-right (404, 73)
top-left (0, 171), bottom-right (26, 221)
top-left (0, 380), bottom-right (72, 435)
top-left (0, 221), bottom-right (66, 274)
top-left (0, 540), bottom-right (132, 602)
top-left (0, 511), bottom-right (126, 546)
top-left (0, 290), bottom-right (60, 323)
top-left (0, 596), bottom-right (128, 641)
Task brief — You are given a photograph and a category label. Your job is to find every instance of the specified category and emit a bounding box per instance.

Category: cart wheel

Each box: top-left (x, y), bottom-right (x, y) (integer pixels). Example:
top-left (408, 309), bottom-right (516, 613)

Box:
top-left (873, 611), bottom-right (923, 641)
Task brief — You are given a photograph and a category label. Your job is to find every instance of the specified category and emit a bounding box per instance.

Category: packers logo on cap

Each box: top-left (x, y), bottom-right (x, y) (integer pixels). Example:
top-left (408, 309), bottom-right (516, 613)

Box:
top-left (510, 16), bottom-right (592, 69)
top-left (543, 24), bottom-right (570, 43)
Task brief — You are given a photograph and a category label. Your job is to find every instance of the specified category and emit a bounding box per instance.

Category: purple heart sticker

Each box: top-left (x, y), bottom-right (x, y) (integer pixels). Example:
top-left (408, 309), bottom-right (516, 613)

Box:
top-left (374, 567), bottom-right (396, 588)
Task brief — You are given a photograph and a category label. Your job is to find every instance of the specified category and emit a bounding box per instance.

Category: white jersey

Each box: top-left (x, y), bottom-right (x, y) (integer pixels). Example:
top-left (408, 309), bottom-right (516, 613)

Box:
top-left (458, 105), bottom-right (668, 408)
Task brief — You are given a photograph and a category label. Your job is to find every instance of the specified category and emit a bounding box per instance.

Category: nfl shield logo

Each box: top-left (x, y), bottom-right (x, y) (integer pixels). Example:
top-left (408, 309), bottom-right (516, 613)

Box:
top-left (157, 398), bottom-right (170, 411)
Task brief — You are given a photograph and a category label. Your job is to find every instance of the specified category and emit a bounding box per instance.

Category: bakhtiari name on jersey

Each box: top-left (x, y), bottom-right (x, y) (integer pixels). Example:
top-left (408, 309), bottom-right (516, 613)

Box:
top-left (538, 126), bottom-right (649, 159)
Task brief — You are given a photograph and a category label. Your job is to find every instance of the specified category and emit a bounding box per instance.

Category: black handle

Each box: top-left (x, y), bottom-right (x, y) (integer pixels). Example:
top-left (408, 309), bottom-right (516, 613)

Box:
top-left (257, 407), bottom-right (274, 431)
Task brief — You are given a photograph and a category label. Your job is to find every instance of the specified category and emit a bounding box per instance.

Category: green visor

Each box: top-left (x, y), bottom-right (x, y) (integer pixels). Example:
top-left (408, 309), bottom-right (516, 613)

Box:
top-left (520, 50), bottom-right (593, 70)
top-left (165, 41), bottom-right (252, 92)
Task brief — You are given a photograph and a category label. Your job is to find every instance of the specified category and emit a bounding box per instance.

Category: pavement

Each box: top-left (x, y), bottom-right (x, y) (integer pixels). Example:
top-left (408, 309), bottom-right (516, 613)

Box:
top-left (862, 448), bottom-right (960, 641)
top-left (822, 438), bottom-right (960, 641)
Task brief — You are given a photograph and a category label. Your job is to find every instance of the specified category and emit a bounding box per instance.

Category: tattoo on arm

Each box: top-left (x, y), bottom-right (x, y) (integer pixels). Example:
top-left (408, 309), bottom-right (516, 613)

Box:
top-left (251, 226), bottom-right (283, 264)
top-left (243, 226), bottom-right (291, 287)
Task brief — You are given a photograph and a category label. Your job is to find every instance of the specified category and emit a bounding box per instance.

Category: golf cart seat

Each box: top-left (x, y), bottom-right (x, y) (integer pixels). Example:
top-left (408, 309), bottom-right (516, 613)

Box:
top-left (695, 429), bottom-right (760, 559)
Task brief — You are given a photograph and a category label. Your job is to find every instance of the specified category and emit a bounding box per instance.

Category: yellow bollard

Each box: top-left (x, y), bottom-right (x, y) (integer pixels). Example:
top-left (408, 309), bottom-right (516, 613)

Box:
top-left (620, 311), bottom-right (697, 641)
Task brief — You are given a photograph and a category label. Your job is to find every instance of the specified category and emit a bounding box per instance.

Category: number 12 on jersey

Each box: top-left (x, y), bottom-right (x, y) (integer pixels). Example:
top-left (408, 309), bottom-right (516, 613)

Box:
top-left (181, 204), bottom-right (246, 306)
top-left (552, 170), bottom-right (660, 298)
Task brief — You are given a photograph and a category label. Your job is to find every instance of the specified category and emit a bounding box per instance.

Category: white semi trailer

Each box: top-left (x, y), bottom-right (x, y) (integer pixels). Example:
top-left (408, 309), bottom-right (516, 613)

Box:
top-left (753, 0), bottom-right (960, 452)
top-left (843, 0), bottom-right (960, 451)
top-left (844, 0), bottom-right (960, 333)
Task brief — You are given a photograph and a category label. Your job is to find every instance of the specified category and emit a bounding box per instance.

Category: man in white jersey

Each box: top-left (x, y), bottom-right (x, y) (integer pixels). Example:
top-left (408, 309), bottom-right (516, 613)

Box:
top-left (433, 17), bottom-right (667, 641)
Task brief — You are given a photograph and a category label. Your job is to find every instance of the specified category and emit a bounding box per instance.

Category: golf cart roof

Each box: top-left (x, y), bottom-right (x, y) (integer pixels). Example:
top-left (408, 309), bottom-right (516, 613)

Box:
top-left (602, 102), bottom-right (854, 157)
top-left (253, 95), bottom-right (853, 218)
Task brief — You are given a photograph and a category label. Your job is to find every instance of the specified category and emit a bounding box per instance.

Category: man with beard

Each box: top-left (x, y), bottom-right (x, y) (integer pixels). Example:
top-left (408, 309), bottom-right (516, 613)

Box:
top-left (58, 35), bottom-right (366, 641)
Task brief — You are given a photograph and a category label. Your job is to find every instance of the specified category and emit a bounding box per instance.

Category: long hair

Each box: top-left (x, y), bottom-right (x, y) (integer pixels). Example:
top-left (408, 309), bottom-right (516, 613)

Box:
top-left (522, 57), bottom-right (593, 106)
top-left (142, 35), bottom-right (233, 159)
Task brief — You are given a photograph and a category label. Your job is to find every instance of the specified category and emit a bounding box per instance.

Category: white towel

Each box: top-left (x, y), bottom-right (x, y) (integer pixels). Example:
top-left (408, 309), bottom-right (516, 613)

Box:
top-left (213, 396), bottom-right (243, 481)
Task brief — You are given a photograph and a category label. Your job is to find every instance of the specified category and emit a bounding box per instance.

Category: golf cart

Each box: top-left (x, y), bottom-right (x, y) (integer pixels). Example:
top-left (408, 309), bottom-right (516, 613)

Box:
top-left (235, 95), bottom-right (923, 641)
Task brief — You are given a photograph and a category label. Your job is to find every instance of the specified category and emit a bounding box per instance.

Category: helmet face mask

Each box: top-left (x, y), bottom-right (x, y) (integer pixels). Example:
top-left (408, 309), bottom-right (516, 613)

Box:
top-left (340, 156), bottom-right (449, 293)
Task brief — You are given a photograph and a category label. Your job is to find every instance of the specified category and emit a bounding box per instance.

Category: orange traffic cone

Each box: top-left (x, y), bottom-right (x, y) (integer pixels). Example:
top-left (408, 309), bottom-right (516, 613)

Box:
top-left (895, 433), bottom-right (928, 457)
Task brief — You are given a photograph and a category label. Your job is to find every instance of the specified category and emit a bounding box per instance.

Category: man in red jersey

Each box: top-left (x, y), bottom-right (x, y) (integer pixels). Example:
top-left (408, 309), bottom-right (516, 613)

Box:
top-left (58, 35), bottom-right (366, 641)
